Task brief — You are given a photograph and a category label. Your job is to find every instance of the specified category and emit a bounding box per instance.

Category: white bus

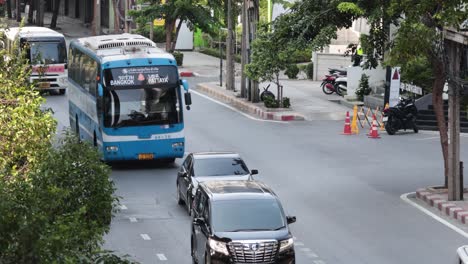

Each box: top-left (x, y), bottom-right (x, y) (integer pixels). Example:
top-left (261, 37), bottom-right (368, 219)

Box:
top-left (1, 27), bottom-right (68, 94)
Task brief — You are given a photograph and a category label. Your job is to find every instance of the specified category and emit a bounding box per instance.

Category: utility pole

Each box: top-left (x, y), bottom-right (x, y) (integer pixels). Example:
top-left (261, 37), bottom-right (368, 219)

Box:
top-left (225, 0), bottom-right (235, 91)
top-left (93, 0), bottom-right (101, 36)
top-left (6, 0), bottom-right (12, 19)
top-left (38, 0), bottom-right (44, 26)
top-left (240, 0), bottom-right (247, 98)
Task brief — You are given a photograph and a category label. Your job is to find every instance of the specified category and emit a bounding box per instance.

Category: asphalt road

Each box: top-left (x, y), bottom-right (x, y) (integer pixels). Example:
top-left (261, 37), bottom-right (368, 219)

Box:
top-left (43, 76), bottom-right (468, 264)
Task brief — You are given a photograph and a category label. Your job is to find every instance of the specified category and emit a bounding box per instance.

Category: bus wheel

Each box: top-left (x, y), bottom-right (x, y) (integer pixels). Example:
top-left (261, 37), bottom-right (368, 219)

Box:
top-left (93, 132), bottom-right (97, 147)
top-left (59, 89), bottom-right (66, 95)
top-left (163, 158), bottom-right (175, 164)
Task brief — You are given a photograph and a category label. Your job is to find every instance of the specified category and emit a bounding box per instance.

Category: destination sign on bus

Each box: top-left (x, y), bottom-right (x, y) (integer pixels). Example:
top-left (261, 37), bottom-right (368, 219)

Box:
top-left (105, 66), bottom-right (178, 88)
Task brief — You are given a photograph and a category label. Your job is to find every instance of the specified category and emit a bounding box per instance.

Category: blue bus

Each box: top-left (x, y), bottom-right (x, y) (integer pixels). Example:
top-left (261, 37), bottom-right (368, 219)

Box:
top-left (68, 34), bottom-right (192, 162)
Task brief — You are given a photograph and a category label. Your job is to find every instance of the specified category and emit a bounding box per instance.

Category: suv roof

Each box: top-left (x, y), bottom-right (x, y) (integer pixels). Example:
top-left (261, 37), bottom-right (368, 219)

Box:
top-left (199, 180), bottom-right (276, 201)
top-left (192, 151), bottom-right (240, 159)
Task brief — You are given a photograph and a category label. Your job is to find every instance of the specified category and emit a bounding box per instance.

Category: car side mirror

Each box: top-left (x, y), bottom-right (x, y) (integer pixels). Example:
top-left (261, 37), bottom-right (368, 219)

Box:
top-left (184, 92), bottom-right (192, 110)
top-left (286, 216), bottom-right (296, 224)
top-left (98, 83), bottom-right (103, 97)
top-left (193, 217), bottom-right (204, 226)
top-left (251, 169), bottom-right (258, 175)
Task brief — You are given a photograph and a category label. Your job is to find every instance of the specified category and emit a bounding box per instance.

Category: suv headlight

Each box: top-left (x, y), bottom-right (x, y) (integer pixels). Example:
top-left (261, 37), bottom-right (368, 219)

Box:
top-left (279, 238), bottom-right (294, 252)
top-left (208, 238), bottom-right (229, 255)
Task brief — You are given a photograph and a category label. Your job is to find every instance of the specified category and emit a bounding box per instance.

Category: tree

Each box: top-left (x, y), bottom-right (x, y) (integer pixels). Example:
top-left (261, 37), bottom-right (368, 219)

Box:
top-left (50, 0), bottom-right (61, 29)
top-left (130, 0), bottom-right (218, 52)
top-left (0, 28), bottom-right (134, 263)
top-left (245, 24), bottom-right (290, 107)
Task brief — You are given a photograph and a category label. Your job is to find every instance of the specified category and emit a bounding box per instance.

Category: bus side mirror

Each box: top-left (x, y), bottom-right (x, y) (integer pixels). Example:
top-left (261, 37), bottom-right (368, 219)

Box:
top-left (98, 84), bottom-right (103, 97)
top-left (181, 79), bottom-right (189, 92)
top-left (184, 92), bottom-right (192, 110)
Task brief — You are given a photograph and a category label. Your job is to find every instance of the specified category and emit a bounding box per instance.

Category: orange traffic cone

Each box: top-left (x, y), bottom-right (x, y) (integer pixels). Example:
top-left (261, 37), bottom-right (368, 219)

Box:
top-left (368, 115), bottom-right (380, 139)
top-left (342, 111), bottom-right (352, 135)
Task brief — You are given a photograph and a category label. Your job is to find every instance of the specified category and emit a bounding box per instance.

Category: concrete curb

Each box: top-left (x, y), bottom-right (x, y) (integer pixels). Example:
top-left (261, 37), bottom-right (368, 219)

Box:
top-left (416, 188), bottom-right (468, 225)
top-left (196, 83), bottom-right (305, 121)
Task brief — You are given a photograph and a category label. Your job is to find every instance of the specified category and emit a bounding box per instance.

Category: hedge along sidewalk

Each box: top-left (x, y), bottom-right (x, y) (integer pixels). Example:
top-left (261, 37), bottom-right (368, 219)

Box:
top-left (196, 82), bottom-right (305, 121)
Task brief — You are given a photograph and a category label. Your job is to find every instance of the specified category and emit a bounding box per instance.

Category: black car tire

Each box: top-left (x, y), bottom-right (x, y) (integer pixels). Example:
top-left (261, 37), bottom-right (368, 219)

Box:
top-left (186, 193), bottom-right (192, 215)
top-left (413, 123), bottom-right (419, 133)
top-left (177, 184), bottom-right (184, 205)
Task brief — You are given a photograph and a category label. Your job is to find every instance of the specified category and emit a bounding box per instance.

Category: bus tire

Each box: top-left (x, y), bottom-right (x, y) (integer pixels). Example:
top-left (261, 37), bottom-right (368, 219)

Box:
top-left (59, 89), bottom-right (66, 95)
top-left (75, 117), bottom-right (80, 141)
top-left (93, 132), bottom-right (97, 147)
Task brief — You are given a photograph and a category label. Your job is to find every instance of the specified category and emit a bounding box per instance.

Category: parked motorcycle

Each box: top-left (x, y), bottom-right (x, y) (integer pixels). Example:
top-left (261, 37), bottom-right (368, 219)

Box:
top-left (321, 68), bottom-right (347, 96)
top-left (382, 97), bottom-right (419, 135)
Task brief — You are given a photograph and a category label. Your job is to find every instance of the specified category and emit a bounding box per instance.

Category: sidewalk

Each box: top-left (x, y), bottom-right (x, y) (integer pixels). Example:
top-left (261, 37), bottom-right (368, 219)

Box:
top-left (180, 51), bottom-right (353, 121)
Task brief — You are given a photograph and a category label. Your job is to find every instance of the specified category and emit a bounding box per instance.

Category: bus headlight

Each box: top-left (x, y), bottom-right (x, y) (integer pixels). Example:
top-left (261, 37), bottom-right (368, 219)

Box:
top-left (172, 142), bottom-right (184, 148)
top-left (106, 146), bottom-right (119, 152)
top-left (59, 77), bottom-right (68, 84)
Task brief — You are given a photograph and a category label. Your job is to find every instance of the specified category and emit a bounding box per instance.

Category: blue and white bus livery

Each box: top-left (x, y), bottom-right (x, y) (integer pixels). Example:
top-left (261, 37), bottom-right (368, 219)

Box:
top-left (68, 34), bottom-right (192, 162)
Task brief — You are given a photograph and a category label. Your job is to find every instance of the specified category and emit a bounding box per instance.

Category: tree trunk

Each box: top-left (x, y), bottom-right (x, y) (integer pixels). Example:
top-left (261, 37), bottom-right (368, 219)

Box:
top-left (28, 0), bottom-right (34, 24)
top-left (112, 0), bottom-right (120, 33)
top-left (37, 0), bottom-right (44, 26)
top-left (165, 20), bottom-right (175, 52)
top-left (226, 0), bottom-right (235, 91)
top-left (15, 0), bottom-right (21, 22)
top-left (171, 20), bottom-right (183, 52)
top-left (431, 56), bottom-right (449, 187)
top-left (50, 0), bottom-right (61, 29)
top-left (6, 0), bottom-right (12, 19)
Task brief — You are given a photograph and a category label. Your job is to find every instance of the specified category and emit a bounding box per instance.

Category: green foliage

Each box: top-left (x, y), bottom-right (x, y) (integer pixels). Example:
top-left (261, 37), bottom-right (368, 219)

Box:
top-left (173, 51), bottom-right (184, 66)
top-left (263, 96), bottom-right (291, 108)
top-left (305, 62), bottom-right (314, 79)
top-left (355, 74), bottom-right (371, 101)
top-left (135, 24), bottom-right (172, 43)
top-left (285, 64), bottom-right (299, 79)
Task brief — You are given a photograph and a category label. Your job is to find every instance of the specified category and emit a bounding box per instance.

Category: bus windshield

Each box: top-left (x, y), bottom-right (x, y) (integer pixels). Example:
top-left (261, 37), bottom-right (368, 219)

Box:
top-left (26, 41), bottom-right (67, 64)
top-left (103, 66), bottom-right (181, 128)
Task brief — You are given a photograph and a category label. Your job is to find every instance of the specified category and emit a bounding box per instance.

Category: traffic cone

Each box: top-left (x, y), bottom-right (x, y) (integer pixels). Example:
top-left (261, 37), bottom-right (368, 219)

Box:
top-left (342, 111), bottom-right (352, 135)
top-left (380, 103), bottom-right (389, 131)
top-left (351, 105), bottom-right (359, 134)
top-left (368, 115), bottom-right (381, 139)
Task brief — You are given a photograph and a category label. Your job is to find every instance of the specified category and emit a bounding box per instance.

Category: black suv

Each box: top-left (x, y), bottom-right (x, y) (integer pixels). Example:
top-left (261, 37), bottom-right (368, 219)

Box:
top-left (191, 180), bottom-right (296, 264)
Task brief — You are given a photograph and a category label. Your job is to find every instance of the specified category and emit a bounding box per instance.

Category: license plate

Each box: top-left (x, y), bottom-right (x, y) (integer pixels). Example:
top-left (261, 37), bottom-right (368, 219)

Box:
top-left (39, 82), bottom-right (50, 88)
top-left (382, 116), bottom-right (388, 122)
top-left (138, 153), bottom-right (154, 160)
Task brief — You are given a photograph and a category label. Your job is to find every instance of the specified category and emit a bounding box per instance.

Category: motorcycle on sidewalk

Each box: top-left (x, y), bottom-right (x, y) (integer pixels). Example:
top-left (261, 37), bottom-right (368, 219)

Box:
top-left (382, 97), bottom-right (419, 135)
top-left (321, 68), bottom-right (347, 96)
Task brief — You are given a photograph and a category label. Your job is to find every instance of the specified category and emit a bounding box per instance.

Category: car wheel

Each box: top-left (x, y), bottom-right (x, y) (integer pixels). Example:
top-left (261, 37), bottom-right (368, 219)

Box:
top-left (191, 236), bottom-right (197, 264)
top-left (186, 194), bottom-right (192, 216)
top-left (177, 184), bottom-right (184, 205)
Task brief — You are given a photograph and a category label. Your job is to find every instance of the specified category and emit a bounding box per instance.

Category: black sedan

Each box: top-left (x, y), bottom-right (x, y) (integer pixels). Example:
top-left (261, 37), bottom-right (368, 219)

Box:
top-left (176, 152), bottom-right (258, 215)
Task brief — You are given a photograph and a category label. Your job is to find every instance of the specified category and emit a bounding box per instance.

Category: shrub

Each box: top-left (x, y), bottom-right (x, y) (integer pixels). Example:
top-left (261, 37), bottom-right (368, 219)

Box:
top-left (264, 96), bottom-right (291, 108)
top-left (305, 62), bottom-right (314, 79)
top-left (135, 25), bottom-right (169, 43)
top-left (356, 73), bottom-right (371, 101)
top-left (173, 51), bottom-right (184, 66)
top-left (285, 64), bottom-right (299, 79)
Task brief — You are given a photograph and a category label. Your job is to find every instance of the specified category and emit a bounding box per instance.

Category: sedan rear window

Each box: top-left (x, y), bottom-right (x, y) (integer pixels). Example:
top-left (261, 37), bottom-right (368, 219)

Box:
top-left (193, 157), bottom-right (249, 176)
top-left (211, 199), bottom-right (285, 232)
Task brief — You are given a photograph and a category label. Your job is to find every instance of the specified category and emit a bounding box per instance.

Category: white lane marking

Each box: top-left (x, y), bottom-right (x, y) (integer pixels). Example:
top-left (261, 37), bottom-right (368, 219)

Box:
top-left (299, 247), bottom-right (311, 252)
top-left (191, 90), bottom-right (287, 123)
top-left (129, 217), bottom-right (137, 223)
top-left (140, 234), bottom-right (151, 240)
top-left (156, 253), bottom-right (167, 261)
top-left (314, 260), bottom-right (326, 264)
top-left (400, 192), bottom-right (468, 239)
top-left (120, 205), bottom-right (128, 210)
top-left (295, 242), bottom-right (304, 246)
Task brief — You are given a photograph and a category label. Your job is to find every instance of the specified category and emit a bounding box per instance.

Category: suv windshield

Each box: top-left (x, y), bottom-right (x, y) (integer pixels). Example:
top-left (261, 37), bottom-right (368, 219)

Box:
top-left (211, 199), bottom-right (285, 232)
top-left (193, 157), bottom-right (249, 176)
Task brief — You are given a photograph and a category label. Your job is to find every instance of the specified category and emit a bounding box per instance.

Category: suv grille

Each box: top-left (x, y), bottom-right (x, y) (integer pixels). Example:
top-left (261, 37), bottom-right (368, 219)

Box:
top-left (228, 240), bottom-right (278, 263)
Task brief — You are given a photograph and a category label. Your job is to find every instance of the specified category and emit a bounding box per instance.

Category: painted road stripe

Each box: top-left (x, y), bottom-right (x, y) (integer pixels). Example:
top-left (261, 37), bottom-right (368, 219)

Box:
top-left (140, 234), bottom-right (151, 240)
top-left (156, 254), bottom-right (167, 261)
top-left (306, 252), bottom-right (319, 258)
top-left (120, 205), bottom-right (128, 210)
top-left (191, 90), bottom-right (287, 124)
top-left (401, 192), bottom-right (468, 238)
top-left (314, 260), bottom-right (326, 264)
top-left (295, 242), bottom-right (304, 246)
top-left (299, 247), bottom-right (312, 252)
top-left (129, 217), bottom-right (137, 223)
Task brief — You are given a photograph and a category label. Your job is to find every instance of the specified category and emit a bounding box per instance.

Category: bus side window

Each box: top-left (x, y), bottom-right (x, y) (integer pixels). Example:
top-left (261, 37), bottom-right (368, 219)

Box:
top-left (88, 61), bottom-right (97, 97)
